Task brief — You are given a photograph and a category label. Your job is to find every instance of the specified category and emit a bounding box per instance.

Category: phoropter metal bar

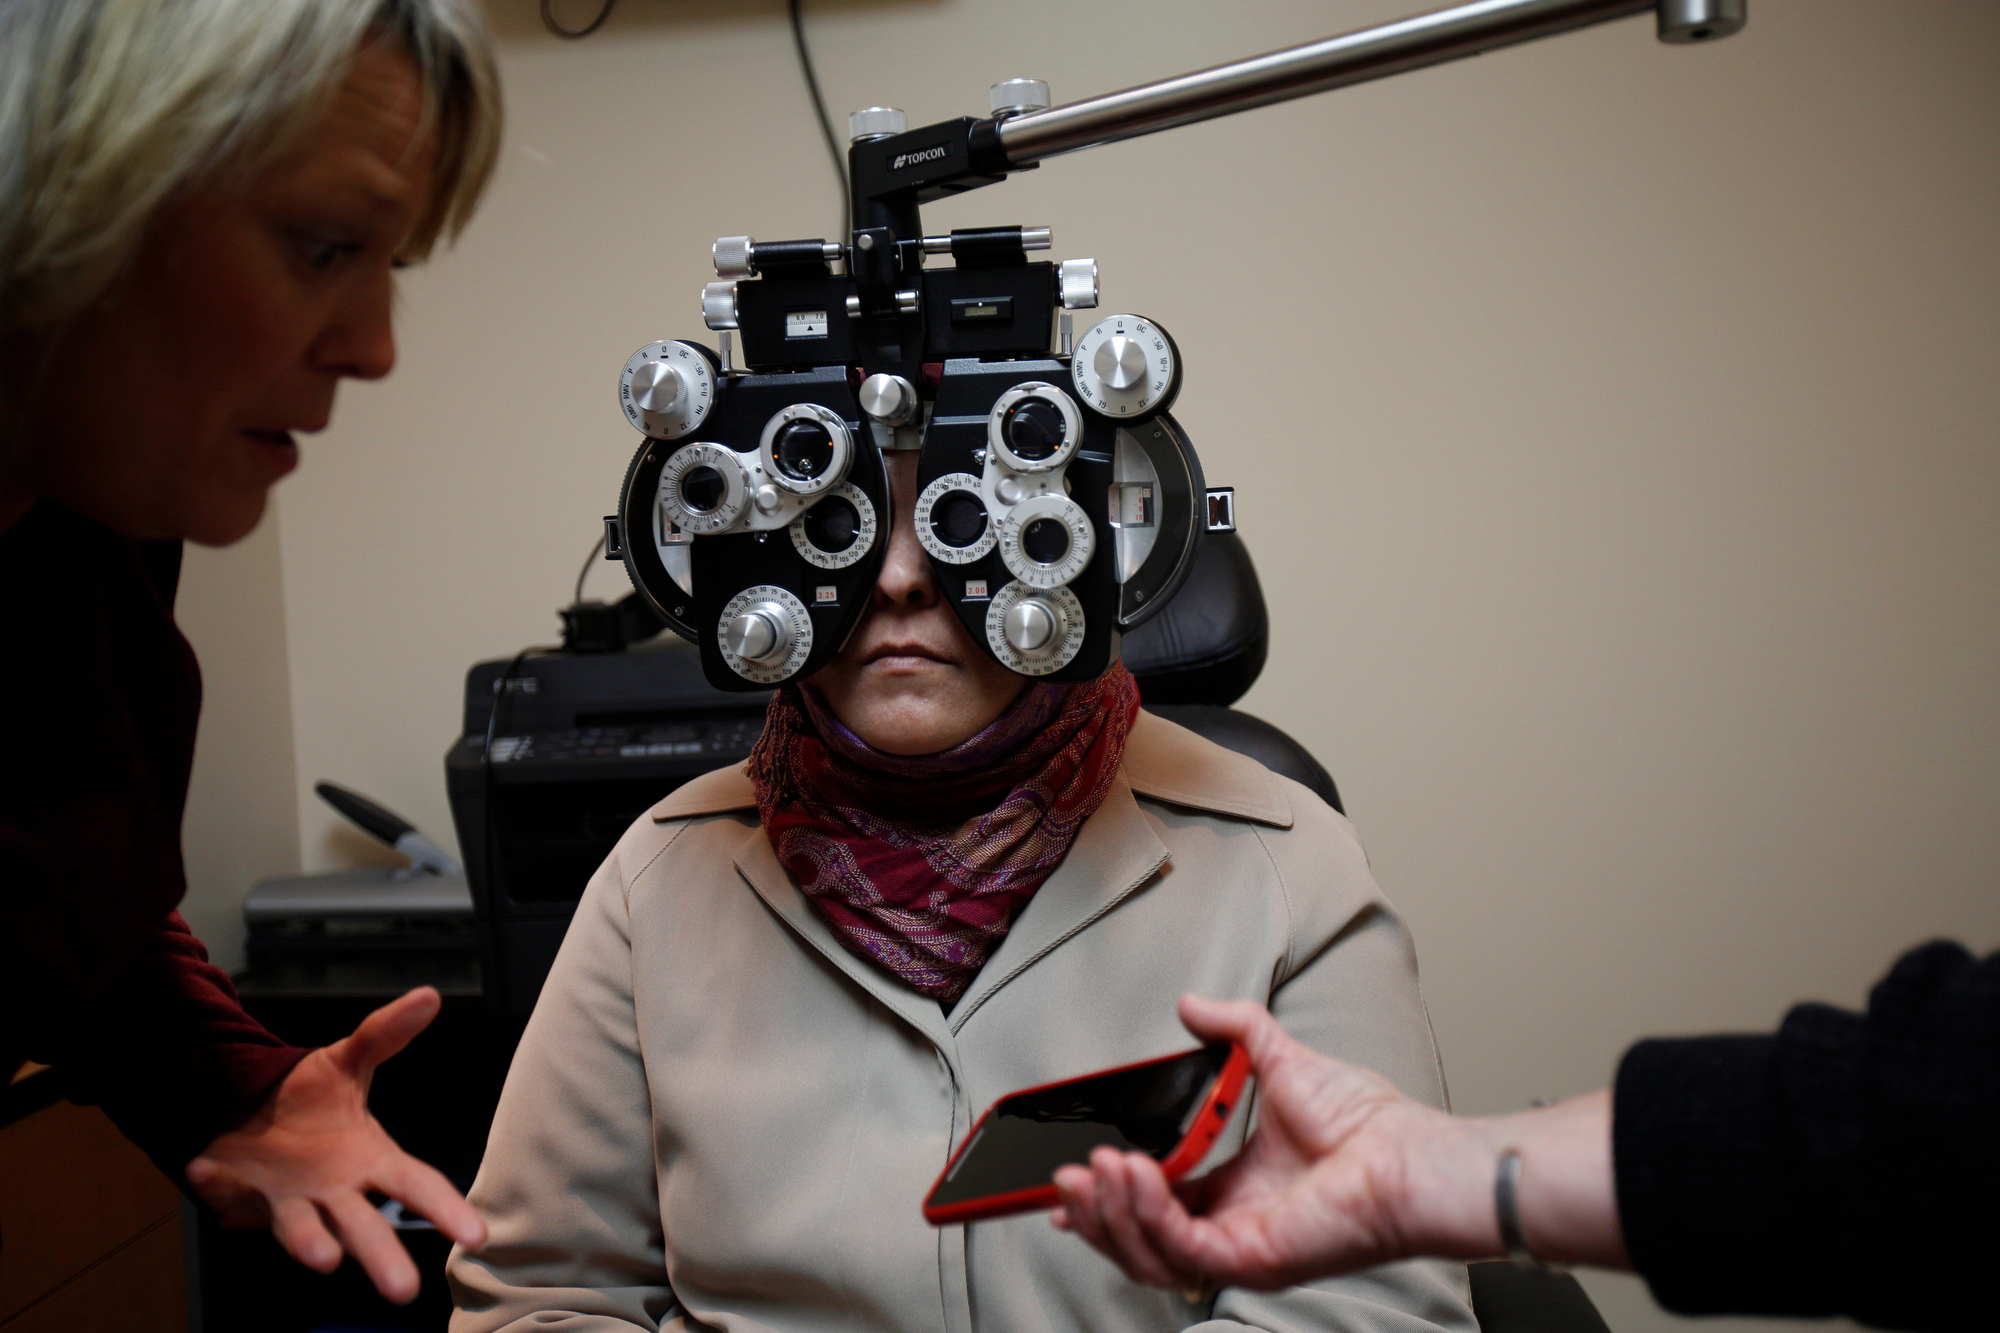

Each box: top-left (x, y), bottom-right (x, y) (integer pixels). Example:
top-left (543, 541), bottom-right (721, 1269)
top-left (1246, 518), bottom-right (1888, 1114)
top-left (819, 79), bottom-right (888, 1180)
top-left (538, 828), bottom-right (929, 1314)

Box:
top-left (996, 0), bottom-right (1732, 166)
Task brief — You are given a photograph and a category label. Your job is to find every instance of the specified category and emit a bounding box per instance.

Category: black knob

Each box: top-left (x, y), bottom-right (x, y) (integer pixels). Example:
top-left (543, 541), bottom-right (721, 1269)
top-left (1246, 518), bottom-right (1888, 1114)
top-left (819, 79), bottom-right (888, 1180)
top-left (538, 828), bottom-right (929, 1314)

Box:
top-left (1002, 398), bottom-right (1067, 462)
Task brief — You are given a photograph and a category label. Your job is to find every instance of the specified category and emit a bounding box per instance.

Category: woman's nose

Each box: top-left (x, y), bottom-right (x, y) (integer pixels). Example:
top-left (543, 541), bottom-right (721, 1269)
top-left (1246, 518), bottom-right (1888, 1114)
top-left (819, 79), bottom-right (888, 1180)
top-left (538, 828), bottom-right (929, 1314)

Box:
top-left (873, 453), bottom-right (939, 608)
top-left (312, 270), bottom-right (397, 381)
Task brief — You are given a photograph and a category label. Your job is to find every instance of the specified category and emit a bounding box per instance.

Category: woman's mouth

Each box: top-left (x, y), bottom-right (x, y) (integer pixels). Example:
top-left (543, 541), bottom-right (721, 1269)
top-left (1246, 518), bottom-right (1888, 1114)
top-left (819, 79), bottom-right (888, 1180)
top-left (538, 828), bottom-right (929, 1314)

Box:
top-left (865, 642), bottom-right (952, 668)
top-left (243, 429), bottom-right (300, 472)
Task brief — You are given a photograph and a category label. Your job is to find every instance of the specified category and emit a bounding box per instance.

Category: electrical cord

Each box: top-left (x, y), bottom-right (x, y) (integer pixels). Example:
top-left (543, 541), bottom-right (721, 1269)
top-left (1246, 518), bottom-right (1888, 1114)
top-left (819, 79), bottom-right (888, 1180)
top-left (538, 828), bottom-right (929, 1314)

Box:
top-left (787, 0), bottom-right (849, 231)
top-left (574, 531), bottom-right (607, 606)
top-left (542, 0), bottom-right (614, 40)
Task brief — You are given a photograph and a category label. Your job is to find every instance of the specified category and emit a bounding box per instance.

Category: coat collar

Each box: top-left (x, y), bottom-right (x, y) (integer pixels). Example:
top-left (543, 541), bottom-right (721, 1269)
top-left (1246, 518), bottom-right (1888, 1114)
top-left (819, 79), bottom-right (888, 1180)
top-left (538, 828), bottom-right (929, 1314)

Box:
top-left (644, 709), bottom-right (1293, 828)
top-left (643, 709), bottom-right (1290, 1045)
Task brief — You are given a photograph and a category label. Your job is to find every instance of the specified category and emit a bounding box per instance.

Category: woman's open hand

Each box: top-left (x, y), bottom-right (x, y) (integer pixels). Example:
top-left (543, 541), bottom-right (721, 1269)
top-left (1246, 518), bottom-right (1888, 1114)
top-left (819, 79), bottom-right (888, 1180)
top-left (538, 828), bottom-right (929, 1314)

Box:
top-left (183, 987), bottom-right (488, 1303)
top-left (1050, 995), bottom-right (1475, 1290)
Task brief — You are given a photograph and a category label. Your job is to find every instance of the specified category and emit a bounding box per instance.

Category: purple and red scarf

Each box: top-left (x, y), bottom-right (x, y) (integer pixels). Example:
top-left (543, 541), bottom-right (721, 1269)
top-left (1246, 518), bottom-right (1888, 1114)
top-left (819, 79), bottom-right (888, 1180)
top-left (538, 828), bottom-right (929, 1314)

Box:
top-left (748, 665), bottom-right (1140, 1005)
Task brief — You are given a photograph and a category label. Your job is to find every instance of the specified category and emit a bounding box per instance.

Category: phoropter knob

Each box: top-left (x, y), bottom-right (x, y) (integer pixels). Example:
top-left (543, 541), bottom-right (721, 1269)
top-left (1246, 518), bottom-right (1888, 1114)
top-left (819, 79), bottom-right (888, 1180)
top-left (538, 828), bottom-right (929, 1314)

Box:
top-left (1003, 597), bottom-right (1058, 654)
top-left (703, 281), bottom-right (739, 331)
top-left (1058, 258), bottom-right (1098, 311)
top-left (620, 341), bottom-right (716, 439)
top-left (990, 79), bottom-right (1051, 119)
top-left (848, 107), bottom-right (907, 142)
top-left (725, 602), bottom-right (792, 668)
top-left (859, 373), bottom-right (918, 426)
top-left (1092, 333), bottom-right (1148, 392)
top-left (713, 236), bottom-right (755, 279)
top-left (629, 360), bottom-right (682, 414)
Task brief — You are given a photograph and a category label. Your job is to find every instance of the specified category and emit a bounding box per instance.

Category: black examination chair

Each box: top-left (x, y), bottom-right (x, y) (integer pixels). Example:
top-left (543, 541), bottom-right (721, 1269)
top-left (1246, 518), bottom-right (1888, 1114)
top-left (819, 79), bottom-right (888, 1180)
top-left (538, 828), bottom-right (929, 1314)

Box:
top-left (1123, 533), bottom-right (1613, 1333)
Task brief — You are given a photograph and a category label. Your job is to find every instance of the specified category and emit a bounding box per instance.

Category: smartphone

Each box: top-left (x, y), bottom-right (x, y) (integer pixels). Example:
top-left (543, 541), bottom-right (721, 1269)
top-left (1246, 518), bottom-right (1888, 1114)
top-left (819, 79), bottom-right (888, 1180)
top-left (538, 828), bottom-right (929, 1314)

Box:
top-left (922, 1040), bottom-right (1250, 1225)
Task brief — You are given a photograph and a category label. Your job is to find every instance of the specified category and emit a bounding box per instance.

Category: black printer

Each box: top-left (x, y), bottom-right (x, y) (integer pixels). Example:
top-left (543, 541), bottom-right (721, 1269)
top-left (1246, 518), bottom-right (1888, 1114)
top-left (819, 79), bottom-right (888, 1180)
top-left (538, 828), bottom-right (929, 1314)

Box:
top-left (445, 635), bottom-right (768, 1016)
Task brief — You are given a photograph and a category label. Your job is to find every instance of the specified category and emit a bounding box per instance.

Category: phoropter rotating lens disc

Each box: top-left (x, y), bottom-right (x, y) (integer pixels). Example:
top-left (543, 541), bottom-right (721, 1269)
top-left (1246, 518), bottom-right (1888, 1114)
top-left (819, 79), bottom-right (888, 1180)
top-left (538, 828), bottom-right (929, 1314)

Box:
top-left (790, 482), bottom-right (878, 570)
top-left (658, 441), bottom-right (750, 535)
top-left (996, 493), bottom-right (1094, 589)
top-left (915, 472), bottom-right (998, 564)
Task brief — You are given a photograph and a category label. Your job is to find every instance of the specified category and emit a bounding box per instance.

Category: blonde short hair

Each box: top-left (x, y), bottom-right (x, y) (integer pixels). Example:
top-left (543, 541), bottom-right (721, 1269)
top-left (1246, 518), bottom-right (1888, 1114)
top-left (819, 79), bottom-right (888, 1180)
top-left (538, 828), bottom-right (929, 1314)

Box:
top-left (0, 0), bottom-right (501, 339)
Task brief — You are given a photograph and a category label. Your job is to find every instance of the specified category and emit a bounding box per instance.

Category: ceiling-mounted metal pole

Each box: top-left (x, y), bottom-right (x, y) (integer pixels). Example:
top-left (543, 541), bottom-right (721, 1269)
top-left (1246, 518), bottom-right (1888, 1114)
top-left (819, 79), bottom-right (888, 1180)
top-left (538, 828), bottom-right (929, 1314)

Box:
top-left (994, 0), bottom-right (1743, 167)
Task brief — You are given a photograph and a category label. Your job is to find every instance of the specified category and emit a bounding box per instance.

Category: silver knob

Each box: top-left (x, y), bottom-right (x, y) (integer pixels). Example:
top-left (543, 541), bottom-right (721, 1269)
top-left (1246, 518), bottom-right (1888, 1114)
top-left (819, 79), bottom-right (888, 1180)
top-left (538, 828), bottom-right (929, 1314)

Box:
top-left (752, 483), bottom-right (783, 515)
top-left (725, 603), bottom-right (790, 666)
top-left (1092, 334), bottom-right (1147, 392)
top-left (713, 236), bottom-right (755, 279)
top-left (848, 106), bottom-right (907, 142)
top-left (1657, 0), bottom-right (1745, 43)
top-left (1058, 258), bottom-right (1098, 311)
top-left (703, 281), bottom-right (739, 331)
top-left (990, 78), bottom-right (1051, 119)
top-left (628, 359), bottom-right (684, 415)
top-left (859, 373), bottom-right (917, 426)
top-left (1004, 598), bottom-right (1059, 655)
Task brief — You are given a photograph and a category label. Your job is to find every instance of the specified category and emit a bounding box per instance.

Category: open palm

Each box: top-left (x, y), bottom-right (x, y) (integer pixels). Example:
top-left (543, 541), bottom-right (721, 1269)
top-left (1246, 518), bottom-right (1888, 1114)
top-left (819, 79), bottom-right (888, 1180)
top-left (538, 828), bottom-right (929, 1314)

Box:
top-left (184, 987), bottom-right (487, 1303)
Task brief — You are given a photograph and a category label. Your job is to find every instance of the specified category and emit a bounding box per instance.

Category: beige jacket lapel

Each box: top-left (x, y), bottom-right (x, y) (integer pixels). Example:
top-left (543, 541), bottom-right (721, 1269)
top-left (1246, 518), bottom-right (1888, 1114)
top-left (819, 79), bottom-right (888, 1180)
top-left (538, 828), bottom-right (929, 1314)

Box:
top-left (948, 776), bottom-right (1168, 1030)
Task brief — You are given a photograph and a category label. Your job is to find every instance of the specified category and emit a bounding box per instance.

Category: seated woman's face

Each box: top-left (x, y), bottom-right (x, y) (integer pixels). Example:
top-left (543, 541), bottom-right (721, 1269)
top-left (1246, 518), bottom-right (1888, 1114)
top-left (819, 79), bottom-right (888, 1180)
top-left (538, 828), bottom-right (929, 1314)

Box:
top-left (22, 39), bottom-right (437, 545)
top-left (812, 451), bottom-right (1029, 755)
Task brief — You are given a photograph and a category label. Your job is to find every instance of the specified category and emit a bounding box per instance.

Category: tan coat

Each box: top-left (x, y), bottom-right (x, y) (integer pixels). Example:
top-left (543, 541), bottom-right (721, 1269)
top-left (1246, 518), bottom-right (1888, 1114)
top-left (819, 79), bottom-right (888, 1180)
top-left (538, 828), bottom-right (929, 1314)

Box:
top-left (448, 711), bottom-right (1476, 1333)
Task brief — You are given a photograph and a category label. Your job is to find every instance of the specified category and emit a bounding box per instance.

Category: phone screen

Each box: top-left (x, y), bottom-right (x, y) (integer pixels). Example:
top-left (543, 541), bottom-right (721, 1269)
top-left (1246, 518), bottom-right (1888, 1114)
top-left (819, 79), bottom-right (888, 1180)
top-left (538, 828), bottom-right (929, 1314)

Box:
top-left (926, 1041), bottom-right (1235, 1211)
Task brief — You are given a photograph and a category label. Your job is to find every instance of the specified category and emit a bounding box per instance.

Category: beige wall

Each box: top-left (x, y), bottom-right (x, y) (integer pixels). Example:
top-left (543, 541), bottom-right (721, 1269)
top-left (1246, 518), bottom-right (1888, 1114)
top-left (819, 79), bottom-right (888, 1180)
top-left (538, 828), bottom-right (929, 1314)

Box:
top-left (178, 512), bottom-right (301, 975)
top-left (178, 1), bottom-right (1999, 1327)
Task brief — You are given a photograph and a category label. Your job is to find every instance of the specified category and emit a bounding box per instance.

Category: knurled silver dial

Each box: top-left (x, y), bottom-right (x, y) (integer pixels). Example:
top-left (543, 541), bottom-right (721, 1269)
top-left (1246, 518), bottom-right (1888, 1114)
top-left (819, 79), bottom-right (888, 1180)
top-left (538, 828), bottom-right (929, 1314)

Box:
top-left (1071, 315), bottom-right (1178, 418)
top-left (986, 582), bottom-right (1085, 675)
top-left (914, 472), bottom-right (997, 564)
top-left (657, 441), bottom-right (749, 535)
top-left (789, 482), bottom-right (877, 570)
top-left (996, 493), bottom-right (1094, 589)
top-left (621, 341), bottom-right (715, 439)
top-left (718, 585), bottom-right (814, 684)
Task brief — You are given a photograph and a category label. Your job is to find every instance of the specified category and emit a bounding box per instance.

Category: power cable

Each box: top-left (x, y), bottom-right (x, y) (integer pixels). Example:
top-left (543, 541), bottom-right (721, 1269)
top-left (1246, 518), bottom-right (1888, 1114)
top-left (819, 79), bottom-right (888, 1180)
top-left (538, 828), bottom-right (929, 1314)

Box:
top-left (542, 0), bottom-right (614, 40)
top-left (787, 0), bottom-right (849, 234)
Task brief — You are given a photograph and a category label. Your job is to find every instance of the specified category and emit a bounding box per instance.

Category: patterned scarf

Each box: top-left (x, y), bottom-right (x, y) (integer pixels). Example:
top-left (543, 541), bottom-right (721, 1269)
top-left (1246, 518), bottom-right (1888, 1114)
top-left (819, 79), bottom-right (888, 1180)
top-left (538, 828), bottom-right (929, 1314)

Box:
top-left (748, 664), bottom-right (1140, 1005)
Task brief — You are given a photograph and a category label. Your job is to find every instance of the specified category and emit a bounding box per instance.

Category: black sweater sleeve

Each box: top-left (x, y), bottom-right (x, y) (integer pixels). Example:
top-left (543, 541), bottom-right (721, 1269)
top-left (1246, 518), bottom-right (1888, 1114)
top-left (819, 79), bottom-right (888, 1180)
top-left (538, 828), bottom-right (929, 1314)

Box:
top-left (1612, 941), bottom-right (2000, 1332)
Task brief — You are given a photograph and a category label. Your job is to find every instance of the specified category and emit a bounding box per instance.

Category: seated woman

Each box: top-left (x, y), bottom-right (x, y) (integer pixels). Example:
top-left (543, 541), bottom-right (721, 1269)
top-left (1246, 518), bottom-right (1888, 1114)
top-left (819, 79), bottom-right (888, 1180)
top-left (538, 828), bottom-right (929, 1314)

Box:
top-left (447, 447), bottom-right (1476, 1333)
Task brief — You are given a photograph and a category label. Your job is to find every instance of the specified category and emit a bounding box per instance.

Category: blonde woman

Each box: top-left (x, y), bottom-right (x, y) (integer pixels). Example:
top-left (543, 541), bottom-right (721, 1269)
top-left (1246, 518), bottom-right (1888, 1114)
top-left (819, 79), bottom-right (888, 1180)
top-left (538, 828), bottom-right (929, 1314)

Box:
top-left (1, 0), bottom-right (500, 1303)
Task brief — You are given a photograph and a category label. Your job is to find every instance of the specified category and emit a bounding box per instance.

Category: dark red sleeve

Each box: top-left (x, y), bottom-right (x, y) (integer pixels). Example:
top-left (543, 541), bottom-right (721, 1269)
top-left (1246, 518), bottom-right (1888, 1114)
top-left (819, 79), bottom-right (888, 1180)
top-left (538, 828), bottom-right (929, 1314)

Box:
top-left (56, 913), bottom-right (310, 1178)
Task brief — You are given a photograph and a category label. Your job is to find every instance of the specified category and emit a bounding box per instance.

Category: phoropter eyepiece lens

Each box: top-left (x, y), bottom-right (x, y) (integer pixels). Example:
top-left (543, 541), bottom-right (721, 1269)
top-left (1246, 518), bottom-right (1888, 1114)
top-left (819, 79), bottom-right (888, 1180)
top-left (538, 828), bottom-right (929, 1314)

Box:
top-left (1021, 516), bottom-right (1069, 564)
top-left (933, 492), bottom-right (988, 548)
top-left (681, 464), bottom-right (727, 512)
top-left (805, 497), bottom-right (860, 553)
top-left (775, 420), bottom-right (835, 480)
top-left (1003, 398), bottom-right (1066, 462)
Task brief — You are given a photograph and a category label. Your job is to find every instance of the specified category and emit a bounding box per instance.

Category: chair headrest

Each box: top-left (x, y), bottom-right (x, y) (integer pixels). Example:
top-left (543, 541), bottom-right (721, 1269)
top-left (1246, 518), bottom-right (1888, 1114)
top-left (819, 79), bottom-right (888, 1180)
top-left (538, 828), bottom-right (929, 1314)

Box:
top-left (1122, 531), bottom-right (1269, 707)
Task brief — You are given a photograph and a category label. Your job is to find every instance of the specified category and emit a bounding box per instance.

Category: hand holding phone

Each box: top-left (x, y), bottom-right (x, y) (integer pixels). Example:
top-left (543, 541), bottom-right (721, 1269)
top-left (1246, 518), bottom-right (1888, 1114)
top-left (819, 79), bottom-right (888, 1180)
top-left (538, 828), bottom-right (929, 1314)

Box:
top-left (923, 1040), bottom-right (1250, 1225)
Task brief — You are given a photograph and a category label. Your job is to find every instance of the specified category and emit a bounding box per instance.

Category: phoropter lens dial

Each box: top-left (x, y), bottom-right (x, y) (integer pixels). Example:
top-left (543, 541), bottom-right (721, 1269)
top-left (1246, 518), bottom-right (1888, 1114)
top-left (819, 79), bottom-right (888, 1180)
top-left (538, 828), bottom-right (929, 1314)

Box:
top-left (620, 340), bottom-right (716, 440)
top-left (914, 471), bottom-right (998, 564)
top-left (985, 581), bottom-right (1086, 676)
top-left (658, 441), bottom-right (750, 535)
top-left (789, 482), bottom-right (879, 570)
top-left (758, 403), bottom-right (852, 497)
top-left (986, 382), bottom-right (1081, 474)
top-left (996, 493), bottom-right (1094, 589)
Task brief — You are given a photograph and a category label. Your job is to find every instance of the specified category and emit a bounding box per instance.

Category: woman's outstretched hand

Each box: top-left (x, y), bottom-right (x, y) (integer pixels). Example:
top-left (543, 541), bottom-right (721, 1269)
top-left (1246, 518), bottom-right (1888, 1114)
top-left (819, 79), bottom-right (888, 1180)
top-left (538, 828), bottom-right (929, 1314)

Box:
top-left (1050, 995), bottom-right (1627, 1291)
top-left (183, 987), bottom-right (488, 1304)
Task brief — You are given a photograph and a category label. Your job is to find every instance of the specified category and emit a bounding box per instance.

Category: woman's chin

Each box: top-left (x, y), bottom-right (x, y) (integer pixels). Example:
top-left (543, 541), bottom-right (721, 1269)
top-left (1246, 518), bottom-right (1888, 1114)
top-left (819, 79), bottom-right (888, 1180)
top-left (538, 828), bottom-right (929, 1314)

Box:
top-left (833, 680), bottom-right (988, 756)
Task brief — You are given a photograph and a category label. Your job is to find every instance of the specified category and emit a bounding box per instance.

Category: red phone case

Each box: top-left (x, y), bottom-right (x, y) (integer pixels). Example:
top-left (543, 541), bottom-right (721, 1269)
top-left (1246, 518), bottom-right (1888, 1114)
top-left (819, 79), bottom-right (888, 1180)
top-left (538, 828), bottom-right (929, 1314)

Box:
top-left (922, 1041), bottom-right (1251, 1225)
